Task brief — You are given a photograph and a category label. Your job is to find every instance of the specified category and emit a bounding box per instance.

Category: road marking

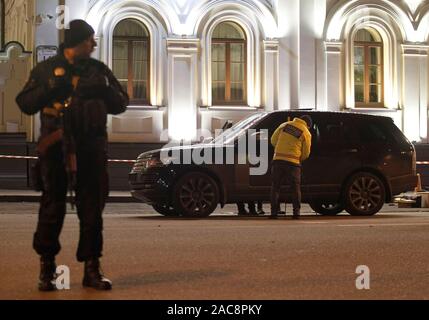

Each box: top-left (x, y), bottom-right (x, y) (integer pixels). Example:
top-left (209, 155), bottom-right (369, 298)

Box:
top-left (301, 222), bottom-right (329, 224)
top-left (337, 223), bottom-right (429, 227)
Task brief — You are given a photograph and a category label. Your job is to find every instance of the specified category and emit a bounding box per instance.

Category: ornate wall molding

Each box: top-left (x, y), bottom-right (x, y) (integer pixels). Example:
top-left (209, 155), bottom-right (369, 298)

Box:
top-left (92, 3), bottom-right (168, 108)
top-left (325, 1), bottom-right (413, 41)
top-left (87, 0), bottom-right (278, 37)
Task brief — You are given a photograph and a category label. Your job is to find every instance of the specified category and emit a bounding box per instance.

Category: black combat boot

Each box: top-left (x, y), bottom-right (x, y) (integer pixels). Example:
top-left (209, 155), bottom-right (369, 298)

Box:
top-left (82, 258), bottom-right (112, 290)
top-left (256, 203), bottom-right (265, 216)
top-left (39, 257), bottom-right (57, 292)
top-left (293, 211), bottom-right (301, 220)
top-left (269, 212), bottom-right (279, 219)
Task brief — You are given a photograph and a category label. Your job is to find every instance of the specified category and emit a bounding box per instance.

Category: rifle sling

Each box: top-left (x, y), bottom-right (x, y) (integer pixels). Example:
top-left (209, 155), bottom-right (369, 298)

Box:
top-left (37, 129), bottom-right (64, 156)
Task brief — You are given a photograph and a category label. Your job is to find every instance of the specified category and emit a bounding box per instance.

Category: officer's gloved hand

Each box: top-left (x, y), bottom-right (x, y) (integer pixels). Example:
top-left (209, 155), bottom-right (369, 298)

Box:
top-left (77, 74), bottom-right (110, 99)
top-left (47, 72), bottom-right (73, 103)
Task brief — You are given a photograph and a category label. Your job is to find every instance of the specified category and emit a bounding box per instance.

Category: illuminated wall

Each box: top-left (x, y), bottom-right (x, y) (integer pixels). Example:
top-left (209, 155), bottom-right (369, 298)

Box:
top-left (324, 0), bottom-right (429, 142)
top-left (5, 0), bottom-right (429, 143)
top-left (4, 0), bottom-right (35, 50)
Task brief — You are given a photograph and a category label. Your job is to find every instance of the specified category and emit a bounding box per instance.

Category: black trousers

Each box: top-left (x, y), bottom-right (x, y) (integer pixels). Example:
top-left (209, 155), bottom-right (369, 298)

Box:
top-left (33, 138), bottom-right (109, 262)
top-left (270, 160), bottom-right (302, 215)
top-left (237, 202), bottom-right (263, 213)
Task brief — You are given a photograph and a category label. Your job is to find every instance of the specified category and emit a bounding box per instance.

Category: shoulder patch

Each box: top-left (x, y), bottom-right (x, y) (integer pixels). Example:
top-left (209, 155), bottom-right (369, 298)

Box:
top-left (54, 67), bottom-right (66, 76)
top-left (283, 124), bottom-right (303, 139)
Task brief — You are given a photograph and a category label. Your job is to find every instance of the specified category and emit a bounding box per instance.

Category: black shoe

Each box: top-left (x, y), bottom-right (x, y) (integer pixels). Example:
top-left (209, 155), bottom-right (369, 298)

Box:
top-left (248, 210), bottom-right (259, 216)
top-left (83, 259), bottom-right (112, 291)
top-left (269, 213), bottom-right (279, 219)
top-left (278, 211), bottom-right (286, 216)
top-left (237, 210), bottom-right (249, 216)
top-left (257, 210), bottom-right (266, 216)
top-left (38, 257), bottom-right (57, 292)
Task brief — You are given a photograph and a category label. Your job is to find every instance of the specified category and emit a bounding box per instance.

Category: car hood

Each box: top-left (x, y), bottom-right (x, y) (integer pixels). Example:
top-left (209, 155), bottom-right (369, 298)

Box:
top-left (137, 144), bottom-right (221, 160)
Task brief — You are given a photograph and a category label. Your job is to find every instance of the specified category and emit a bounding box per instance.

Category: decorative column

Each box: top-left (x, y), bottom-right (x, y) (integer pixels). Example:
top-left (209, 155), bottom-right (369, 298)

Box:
top-left (263, 39), bottom-right (279, 111)
top-left (325, 41), bottom-right (343, 112)
top-left (166, 38), bottom-right (199, 141)
top-left (402, 44), bottom-right (429, 143)
top-left (299, 0), bottom-right (317, 109)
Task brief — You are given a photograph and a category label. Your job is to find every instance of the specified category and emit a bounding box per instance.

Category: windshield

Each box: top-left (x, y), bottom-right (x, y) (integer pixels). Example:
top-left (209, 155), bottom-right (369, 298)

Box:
top-left (212, 112), bottom-right (268, 144)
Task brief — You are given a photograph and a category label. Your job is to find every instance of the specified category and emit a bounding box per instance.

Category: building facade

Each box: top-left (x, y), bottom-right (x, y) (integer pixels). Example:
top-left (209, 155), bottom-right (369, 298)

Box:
top-left (2, 0), bottom-right (429, 144)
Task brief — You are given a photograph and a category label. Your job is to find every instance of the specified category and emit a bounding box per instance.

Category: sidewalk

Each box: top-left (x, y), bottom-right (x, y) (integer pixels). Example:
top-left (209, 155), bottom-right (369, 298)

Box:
top-left (0, 189), bottom-right (137, 203)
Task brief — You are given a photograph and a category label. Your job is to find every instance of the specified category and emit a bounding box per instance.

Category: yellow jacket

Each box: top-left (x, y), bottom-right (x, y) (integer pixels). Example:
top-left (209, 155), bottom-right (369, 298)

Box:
top-left (271, 118), bottom-right (312, 165)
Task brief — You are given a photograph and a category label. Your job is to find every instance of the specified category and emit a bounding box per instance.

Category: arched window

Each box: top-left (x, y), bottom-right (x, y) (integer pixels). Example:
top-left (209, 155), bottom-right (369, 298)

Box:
top-left (113, 19), bottom-right (150, 105)
top-left (212, 22), bottom-right (247, 105)
top-left (353, 28), bottom-right (384, 107)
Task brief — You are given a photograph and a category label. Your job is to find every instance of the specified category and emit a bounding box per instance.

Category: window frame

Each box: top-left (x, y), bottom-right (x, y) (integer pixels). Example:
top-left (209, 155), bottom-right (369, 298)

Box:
top-left (212, 32), bottom-right (247, 106)
top-left (353, 36), bottom-right (384, 108)
top-left (113, 24), bottom-right (151, 106)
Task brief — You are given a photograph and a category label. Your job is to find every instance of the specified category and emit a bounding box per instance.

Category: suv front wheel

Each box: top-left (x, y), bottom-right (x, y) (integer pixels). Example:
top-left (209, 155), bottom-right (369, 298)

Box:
top-left (344, 172), bottom-right (385, 216)
top-left (173, 172), bottom-right (220, 218)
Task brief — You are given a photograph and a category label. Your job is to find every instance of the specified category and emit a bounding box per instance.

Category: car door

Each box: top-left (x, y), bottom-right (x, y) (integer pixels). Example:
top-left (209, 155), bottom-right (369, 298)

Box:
top-left (247, 112), bottom-right (300, 189)
top-left (302, 117), bottom-right (362, 197)
top-left (357, 119), bottom-right (411, 177)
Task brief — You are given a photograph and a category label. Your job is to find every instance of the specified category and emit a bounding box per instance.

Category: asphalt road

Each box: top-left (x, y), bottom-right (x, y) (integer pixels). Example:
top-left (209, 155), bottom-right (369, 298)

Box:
top-left (0, 203), bottom-right (428, 300)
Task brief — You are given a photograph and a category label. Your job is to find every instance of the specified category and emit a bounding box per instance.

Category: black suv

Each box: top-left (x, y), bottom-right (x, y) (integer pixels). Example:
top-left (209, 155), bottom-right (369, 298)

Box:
top-left (129, 111), bottom-right (417, 217)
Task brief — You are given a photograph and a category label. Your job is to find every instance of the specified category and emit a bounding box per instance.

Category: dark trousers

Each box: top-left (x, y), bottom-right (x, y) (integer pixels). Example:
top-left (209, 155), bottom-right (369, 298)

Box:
top-left (237, 201), bottom-right (263, 213)
top-left (270, 160), bottom-right (302, 215)
top-left (33, 138), bottom-right (109, 262)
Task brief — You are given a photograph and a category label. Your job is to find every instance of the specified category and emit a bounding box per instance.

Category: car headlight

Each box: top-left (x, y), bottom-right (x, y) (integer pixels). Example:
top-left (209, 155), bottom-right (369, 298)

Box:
top-left (132, 155), bottom-right (166, 173)
top-left (144, 157), bottom-right (164, 169)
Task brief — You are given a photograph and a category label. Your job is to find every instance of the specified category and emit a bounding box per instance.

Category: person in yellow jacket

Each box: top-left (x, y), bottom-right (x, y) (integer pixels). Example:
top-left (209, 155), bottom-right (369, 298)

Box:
top-left (270, 115), bottom-right (313, 219)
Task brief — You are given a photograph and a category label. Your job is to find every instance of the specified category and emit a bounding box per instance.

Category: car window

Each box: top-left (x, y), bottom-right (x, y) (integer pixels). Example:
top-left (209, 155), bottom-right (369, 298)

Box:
top-left (212, 113), bottom-right (267, 144)
top-left (358, 122), bottom-right (389, 143)
top-left (343, 120), bottom-right (359, 142)
top-left (309, 122), bottom-right (320, 144)
top-left (318, 120), bottom-right (345, 143)
top-left (384, 121), bottom-right (412, 148)
top-left (255, 113), bottom-right (294, 137)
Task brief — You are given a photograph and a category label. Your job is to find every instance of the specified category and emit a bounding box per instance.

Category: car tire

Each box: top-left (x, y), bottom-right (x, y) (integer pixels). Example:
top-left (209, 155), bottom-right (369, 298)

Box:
top-left (173, 172), bottom-right (220, 218)
top-left (344, 172), bottom-right (385, 216)
top-left (152, 204), bottom-right (180, 217)
top-left (309, 201), bottom-right (344, 216)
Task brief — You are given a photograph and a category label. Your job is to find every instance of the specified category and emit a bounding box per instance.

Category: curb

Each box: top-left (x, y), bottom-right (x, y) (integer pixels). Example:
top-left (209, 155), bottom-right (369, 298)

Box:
top-left (0, 194), bottom-right (140, 203)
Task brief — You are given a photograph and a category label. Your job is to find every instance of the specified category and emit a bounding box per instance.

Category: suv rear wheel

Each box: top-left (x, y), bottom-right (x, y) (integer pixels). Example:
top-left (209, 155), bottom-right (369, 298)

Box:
top-left (344, 172), bottom-right (385, 216)
top-left (309, 202), bottom-right (344, 216)
top-left (173, 172), bottom-right (219, 218)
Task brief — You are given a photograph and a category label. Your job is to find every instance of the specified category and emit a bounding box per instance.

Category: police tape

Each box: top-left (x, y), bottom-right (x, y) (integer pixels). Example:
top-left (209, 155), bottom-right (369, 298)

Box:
top-left (108, 159), bottom-right (136, 164)
top-left (0, 155), bottom-right (136, 164)
top-left (1, 154), bottom-right (429, 165)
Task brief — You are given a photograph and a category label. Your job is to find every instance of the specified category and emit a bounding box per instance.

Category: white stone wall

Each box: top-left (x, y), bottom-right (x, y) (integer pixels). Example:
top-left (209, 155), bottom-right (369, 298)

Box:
top-left (3, 0), bottom-right (429, 143)
top-left (324, 0), bottom-right (429, 142)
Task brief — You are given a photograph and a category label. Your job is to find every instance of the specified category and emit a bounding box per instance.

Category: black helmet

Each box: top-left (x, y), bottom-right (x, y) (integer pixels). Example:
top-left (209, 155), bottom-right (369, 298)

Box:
top-left (64, 20), bottom-right (95, 48)
top-left (300, 115), bottom-right (313, 128)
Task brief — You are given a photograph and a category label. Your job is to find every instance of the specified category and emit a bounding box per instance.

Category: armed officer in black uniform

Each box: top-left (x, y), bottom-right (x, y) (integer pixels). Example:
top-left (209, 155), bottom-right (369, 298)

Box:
top-left (16, 20), bottom-right (129, 291)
